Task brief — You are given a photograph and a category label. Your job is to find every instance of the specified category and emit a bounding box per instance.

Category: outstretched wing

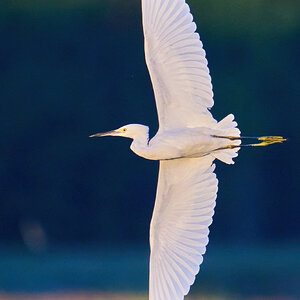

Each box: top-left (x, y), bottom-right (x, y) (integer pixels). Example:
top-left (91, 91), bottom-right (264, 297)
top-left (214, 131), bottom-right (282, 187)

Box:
top-left (142, 0), bottom-right (216, 131)
top-left (149, 156), bottom-right (218, 300)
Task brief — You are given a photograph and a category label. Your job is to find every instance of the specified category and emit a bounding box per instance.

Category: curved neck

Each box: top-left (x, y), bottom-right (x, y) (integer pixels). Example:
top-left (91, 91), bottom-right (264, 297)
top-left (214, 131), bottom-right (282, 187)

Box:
top-left (130, 132), bottom-right (149, 158)
top-left (131, 132), bottom-right (149, 147)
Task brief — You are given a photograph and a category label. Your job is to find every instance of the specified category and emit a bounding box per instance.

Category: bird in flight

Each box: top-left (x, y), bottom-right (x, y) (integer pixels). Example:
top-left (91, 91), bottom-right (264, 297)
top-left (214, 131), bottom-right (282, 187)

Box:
top-left (90, 0), bottom-right (285, 299)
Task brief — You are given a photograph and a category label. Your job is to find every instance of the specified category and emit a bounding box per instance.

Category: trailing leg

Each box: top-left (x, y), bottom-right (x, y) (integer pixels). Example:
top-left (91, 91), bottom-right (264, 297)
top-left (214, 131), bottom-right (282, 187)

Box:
top-left (212, 135), bottom-right (287, 150)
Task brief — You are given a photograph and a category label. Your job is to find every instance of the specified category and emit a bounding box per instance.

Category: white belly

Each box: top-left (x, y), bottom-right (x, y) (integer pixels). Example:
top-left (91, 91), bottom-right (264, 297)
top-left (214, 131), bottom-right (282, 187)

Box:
top-left (131, 127), bottom-right (228, 160)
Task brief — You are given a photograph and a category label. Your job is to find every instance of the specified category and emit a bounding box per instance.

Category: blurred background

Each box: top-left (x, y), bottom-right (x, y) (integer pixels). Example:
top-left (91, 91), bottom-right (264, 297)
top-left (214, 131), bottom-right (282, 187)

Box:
top-left (0, 0), bottom-right (299, 299)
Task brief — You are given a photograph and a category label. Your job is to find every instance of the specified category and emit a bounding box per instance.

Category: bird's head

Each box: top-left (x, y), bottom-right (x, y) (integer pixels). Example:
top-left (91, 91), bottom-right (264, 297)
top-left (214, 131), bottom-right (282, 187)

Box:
top-left (89, 124), bottom-right (149, 140)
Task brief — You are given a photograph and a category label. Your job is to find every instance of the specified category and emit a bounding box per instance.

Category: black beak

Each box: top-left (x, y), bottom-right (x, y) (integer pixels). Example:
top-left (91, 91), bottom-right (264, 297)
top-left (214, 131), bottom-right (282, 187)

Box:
top-left (89, 130), bottom-right (116, 138)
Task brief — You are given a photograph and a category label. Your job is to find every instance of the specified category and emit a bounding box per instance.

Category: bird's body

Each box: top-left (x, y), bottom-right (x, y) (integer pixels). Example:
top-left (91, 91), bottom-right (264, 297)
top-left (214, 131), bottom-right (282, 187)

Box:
top-left (129, 120), bottom-right (240, 161)
top-left (137, 126), bottom-right (217, 160)
top-left (90, 0), bottom-right (285, 299)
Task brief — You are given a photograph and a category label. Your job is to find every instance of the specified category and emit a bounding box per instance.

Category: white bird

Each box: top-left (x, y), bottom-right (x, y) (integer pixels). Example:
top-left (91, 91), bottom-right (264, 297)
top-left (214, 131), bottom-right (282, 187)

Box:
top-left (90, 0), bottom-right (285, 299)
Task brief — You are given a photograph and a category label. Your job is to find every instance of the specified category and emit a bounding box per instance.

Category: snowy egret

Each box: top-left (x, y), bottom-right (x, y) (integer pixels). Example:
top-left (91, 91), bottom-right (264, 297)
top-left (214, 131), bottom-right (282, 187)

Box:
top-left (90, 0), bottom-right (285, 299)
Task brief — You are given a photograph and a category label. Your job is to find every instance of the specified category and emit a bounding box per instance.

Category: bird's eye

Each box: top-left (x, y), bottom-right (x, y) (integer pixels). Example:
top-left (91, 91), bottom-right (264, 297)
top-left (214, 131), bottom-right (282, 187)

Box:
top-left (123, 128), bottom-right (127, 132)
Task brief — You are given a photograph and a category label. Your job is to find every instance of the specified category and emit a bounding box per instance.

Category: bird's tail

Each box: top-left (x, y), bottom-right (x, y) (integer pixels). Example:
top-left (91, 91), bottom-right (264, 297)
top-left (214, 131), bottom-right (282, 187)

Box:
top-left (211, 114), bottom-right (241, 164)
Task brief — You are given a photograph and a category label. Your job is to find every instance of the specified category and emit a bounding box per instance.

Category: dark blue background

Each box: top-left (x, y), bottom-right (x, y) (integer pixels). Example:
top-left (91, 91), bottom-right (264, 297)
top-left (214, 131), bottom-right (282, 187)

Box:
top-left (0, 0), bottom-right (299, 297)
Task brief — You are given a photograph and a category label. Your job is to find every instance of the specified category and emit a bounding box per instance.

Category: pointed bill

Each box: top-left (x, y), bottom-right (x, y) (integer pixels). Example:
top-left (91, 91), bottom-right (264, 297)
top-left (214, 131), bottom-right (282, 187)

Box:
top-left (89, 130), bottom-right (116, 138)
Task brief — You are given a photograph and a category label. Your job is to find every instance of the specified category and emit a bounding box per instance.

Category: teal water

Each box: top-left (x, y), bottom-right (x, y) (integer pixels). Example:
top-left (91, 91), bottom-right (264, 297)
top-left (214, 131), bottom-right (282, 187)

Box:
top-left (0, 244), bottom-right (299, 298)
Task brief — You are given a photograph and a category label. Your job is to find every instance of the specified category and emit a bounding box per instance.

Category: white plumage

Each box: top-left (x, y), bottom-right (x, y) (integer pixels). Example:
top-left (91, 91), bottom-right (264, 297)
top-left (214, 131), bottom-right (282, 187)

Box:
top-left (142, 0), bottom-right (216, 130)
top-left (149, 156), bottom-right (217, 299)
top-left (90, 0), bottom-right (285, 299)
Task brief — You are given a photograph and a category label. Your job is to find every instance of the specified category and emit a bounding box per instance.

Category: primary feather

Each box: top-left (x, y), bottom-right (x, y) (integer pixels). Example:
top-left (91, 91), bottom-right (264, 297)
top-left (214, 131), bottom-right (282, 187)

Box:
top-left (142, 0), bottom-right (217, 130)
top-left (149, 156), bottom-right (217, 299)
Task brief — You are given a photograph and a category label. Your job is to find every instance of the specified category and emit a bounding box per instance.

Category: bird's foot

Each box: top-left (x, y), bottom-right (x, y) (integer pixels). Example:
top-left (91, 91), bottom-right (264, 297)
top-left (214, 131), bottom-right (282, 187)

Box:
top-left (254, 136), bottom-right (287, 146)
top-left (212, 135), bottom-right (286, 150)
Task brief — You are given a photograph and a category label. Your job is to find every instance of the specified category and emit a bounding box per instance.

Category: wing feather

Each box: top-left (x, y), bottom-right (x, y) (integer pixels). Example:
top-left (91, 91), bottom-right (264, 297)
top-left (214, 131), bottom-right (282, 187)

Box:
top-left (142, 0), bottom-right (216, 130)
top-left (149, 156), bottom-right (218, 300)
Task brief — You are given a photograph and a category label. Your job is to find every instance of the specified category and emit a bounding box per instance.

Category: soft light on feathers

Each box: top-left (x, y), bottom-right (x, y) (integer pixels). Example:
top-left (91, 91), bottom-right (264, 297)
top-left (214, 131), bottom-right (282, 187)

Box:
top-left (89, 0), bottom-right (286, 299)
